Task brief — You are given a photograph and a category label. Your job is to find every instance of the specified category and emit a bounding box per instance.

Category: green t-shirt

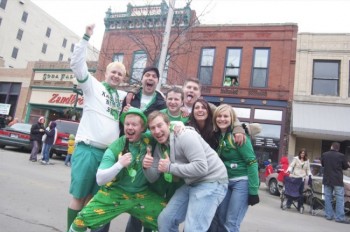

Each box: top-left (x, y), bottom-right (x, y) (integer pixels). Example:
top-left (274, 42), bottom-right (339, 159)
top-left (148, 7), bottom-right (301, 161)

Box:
top-left (99, 134), bottom-right (155, 193)
top-left (160, 109), bottom-right (189, 124)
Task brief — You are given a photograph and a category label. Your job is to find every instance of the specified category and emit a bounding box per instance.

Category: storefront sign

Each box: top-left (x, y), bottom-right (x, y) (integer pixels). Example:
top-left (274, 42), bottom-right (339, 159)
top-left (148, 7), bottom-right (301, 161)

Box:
top-left (48, 93), bottom-right (84, 106)
top-left (30, 91), bottom-right (84, 107)
top-left (34, 72), bottom-right (76, 82)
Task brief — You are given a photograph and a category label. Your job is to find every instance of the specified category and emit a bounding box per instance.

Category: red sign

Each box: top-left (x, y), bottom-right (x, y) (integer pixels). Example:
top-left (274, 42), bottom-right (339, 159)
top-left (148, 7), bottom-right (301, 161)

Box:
top-left (48, 93), bottom-right (84, 106)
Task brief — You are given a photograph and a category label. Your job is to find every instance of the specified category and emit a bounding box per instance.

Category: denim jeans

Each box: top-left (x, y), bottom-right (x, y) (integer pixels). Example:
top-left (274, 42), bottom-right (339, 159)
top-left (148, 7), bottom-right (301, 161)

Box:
top-left (209, 179), bottom-right (249, 232)
top-left (65, 154), bottom-right (72, 165)
top-left (42, 143), bottom-right (52, 162)
top-left (324, 185), bottom-right (345, 221)
top-left (158, 181), bottom-right (227, 232)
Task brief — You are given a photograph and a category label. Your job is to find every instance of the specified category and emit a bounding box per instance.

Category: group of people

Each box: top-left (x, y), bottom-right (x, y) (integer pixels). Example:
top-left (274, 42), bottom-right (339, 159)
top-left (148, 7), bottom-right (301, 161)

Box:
top-left (28, 117), bottom-right (75, 166)
top-left (275, 145), bottom-right (349, 224)
top-left (66, 24), bottom-right (260, 232)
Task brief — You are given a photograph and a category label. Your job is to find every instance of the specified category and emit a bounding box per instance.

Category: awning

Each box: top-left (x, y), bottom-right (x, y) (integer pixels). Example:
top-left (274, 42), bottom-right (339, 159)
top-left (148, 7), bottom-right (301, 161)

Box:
top-left (292, 102), bottom-right (350, 141)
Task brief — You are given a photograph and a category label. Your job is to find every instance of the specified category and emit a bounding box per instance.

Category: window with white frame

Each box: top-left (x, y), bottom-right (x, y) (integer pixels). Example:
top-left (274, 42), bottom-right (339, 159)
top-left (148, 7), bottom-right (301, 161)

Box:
top-left (0, 0), bottom-right (7, 9)
top-left (62, 38), bottom-right (67, 48)
top-left (312, 60), bottom-right (339, 96)
top-left (198, 48), bottom-right (215, 85)
top-left (46, 27), bottom-right (51, 38)
top-left (223, 48), bottom-right (242, 87)
top-left (16, 29), bottom-right (23, 41)
top-left (113, 53), bottom-right (124, 62)
top-left (41, 43), bottom-right (47, 54)
top-left (251, 48), bottom-right (270, 88)
top-left (11, 47), bottom-right (19, 59)
top-left (21, 11), bottom-right (28, 23)
top-left (130, 51), bottom-right (147, 84)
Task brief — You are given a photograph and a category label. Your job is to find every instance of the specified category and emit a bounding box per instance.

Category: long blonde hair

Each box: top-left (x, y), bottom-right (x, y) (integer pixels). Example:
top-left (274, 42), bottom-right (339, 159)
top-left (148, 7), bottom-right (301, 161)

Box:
top-left (213, 104), bottom-right (237, 132)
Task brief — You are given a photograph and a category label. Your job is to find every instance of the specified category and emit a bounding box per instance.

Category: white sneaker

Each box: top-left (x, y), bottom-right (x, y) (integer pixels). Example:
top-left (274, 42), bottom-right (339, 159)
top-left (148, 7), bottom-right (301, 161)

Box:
top-left (41, 160), bottom-right (48, 165)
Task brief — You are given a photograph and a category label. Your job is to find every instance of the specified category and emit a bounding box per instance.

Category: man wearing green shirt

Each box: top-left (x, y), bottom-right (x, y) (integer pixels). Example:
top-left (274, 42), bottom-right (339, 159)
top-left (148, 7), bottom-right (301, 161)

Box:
top-left (160, 87), bottom-right (189, 124)
top-left (68, 108), bottom-right (166, 232)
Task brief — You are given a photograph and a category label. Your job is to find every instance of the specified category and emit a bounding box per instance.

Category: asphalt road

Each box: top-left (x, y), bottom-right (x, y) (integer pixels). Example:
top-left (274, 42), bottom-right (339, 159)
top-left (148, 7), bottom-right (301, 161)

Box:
top-left (0, 147), bottom-right (348, 232)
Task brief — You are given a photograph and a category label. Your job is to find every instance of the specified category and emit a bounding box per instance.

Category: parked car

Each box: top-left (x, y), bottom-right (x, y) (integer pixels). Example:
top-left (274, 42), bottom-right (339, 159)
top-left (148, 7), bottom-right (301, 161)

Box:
top-left (49, 119), bottom-right (79, 158)
top-left (265, 162), bottom-right (350, 208)
top-left (0, 123), bottom-right (32, 151)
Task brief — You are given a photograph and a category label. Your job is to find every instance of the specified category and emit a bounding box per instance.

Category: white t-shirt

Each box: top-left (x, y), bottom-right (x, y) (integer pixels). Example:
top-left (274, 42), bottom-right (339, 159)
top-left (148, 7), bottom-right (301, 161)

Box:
top-left (70, 39), bottom-right (126, 149)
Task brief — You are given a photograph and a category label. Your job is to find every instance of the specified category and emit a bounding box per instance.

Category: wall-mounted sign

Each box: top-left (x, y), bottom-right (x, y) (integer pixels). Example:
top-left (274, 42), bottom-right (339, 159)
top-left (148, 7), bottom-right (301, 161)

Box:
top-left (34, 72), bottom-right (76, 82)
top-left (30, 90), bottom-right (84, 107)
top-left (0, 103), bottom-right (11, 115)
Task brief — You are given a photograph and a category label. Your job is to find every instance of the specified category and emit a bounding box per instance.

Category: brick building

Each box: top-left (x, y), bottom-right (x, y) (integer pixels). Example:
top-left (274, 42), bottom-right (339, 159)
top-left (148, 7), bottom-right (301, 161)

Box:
top-left (97, 2), bottom-right (298, 164)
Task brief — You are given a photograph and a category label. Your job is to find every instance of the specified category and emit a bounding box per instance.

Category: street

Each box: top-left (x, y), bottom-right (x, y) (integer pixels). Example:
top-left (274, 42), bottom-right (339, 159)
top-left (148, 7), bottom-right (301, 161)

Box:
top-left (0, 147), bottom-right (348, 232)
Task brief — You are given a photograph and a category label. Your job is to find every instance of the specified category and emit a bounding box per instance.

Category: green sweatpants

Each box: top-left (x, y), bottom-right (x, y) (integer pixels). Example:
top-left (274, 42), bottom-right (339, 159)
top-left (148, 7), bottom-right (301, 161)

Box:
top-left (69, 187), bottom-right (166, 232)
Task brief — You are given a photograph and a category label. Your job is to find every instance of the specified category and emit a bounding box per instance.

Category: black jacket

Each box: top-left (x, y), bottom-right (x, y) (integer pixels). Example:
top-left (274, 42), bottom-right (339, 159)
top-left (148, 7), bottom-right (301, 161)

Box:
top-left (30, 123), bottom-right (45, 142)
top-left (120, 89), bottom-right (166, 135)
top-left (321, 149), bottom-right (349, 187)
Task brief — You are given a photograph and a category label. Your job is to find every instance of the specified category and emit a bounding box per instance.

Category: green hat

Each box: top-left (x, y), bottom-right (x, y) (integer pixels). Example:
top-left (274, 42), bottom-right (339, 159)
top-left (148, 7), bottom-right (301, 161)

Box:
top-left (120, 107), bottom-right (147, 126)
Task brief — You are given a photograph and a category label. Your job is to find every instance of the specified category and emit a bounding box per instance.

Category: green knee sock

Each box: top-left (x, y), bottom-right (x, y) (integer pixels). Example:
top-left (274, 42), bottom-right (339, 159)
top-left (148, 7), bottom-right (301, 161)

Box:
top-left (67, 208), bottom-right (80, 231)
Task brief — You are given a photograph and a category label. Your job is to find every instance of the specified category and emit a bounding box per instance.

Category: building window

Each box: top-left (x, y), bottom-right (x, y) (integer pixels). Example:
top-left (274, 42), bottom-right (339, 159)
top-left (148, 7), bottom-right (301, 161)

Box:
top-left (21, 11), bottom-right (28, 23)
top-left (113, 53), bottom-right (124, 62)
top-left (46, 27), bottom-right (51, 38)
top-left (0, 82), bottom-right (21, 117)
top-left (11, 47), bottom-right (19, 59)
top-left (16, 29), bottom-right (23, 41)
top-left (62, 38), bottom-right (67, 48)
top-left (70, 44), bottom-right (74, 52)
top-left (254, 109), bottom-right (283, 121)
top-left (251, 48), bottom-right (270, 88)
top-left (312, 60), bottom-right (340, 96)
top-left (58, 53), bottom-right (63, 61)
top-left (41, 43), bottom-right (47, 54)
top-left (130, 51), bottom-right (147, 84)
top-left (0, 0), bottom-right (7, 10)
top-left (198, 48), bottom-right (215, 85)
top-left (223, 48), bottom-right (242, 86)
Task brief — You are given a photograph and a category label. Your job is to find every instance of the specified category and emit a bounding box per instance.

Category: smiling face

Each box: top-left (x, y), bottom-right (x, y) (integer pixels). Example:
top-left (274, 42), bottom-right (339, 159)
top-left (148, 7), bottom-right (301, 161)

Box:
top-left (123, 114), bottom-right (144, 142)
top-left (148, 115), bottom-right (170, 144)
top-left (105, 62), bottom-right (126, 88)
top-left (183, 81), bottom-right (201, 107)
top-left (142, 71), bottom-right (159, 95)
top-left (193, 102), bottom-right (208, 123)
top-left (166, 91), bottom-right (183, 116)
top-left (215, 109), bottom-right (232, 133)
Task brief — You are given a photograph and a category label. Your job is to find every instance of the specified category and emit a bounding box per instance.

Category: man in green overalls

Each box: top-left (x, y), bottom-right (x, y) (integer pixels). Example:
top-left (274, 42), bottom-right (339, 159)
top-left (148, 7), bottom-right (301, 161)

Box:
top-left (68, 108), bottom-right (166, 232)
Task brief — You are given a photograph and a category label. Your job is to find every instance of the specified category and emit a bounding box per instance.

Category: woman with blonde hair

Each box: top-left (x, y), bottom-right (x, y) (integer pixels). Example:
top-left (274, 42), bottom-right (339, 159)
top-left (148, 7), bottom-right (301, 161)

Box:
top-left (209, 104), bottom-right (259, 232)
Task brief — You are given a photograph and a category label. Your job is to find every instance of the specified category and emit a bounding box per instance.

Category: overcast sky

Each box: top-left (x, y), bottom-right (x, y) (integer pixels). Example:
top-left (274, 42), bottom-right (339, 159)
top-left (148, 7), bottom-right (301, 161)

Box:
top-left (31, 0), bottom-right (350, 49)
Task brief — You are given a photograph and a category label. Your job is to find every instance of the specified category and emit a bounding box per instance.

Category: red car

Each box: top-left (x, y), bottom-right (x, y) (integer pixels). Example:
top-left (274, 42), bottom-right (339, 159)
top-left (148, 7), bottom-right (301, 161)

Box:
top-left (49, 119), bottom-right (79, 158)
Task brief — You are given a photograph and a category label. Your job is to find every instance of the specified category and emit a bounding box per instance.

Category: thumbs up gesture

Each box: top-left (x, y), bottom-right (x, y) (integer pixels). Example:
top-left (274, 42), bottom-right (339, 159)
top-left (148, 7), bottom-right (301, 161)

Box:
top-left (118, 152), bottom-right (132, 167)
top-left (142, 146), bottom-right (153, 169)
top-left (158, 151), bottom-right (170, 173)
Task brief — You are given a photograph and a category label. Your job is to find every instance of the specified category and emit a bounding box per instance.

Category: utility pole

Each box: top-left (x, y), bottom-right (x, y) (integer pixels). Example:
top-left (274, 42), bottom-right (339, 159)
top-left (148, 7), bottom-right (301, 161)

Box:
top-left (157, 0), bottom-right (176, 90)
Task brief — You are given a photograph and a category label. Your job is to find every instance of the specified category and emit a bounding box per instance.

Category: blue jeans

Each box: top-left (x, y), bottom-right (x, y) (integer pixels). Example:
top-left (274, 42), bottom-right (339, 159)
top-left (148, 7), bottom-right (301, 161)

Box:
top-left (324, 185), bottom-right (345, 221)
top-left (209, 179), bottom-right (249, 232)
top-left (158, 181), bottom-right (227, 232)
top-left (65, 154), bottom-right (72, 165)
top-left (42, 143), bottom-right (52, 162)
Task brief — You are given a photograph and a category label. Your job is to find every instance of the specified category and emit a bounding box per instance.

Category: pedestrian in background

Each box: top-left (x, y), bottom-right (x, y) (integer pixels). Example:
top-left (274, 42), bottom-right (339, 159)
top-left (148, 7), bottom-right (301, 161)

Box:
top-left (41, 121), bottom-right (57, 165)
top-left (321, 142), bottom-right (350, 224)
top-left (29, 116), bottom-right (45, 162)
top-left (65, 134), bottom-right (75, 167)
